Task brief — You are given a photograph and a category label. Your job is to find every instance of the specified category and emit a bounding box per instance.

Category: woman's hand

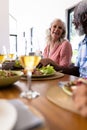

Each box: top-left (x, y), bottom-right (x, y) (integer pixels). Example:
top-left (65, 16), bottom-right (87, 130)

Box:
top-left (37, 58), bottom-right (55, 68)
top-left (72, 78), bottom-right (87, 117)
top-left (40, 58), bottom-right (53, 66)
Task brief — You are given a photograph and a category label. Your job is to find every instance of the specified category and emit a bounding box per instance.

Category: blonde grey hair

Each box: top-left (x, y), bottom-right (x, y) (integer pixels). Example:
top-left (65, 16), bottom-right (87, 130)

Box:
top-left (46, 18), bottom-right (66, 43)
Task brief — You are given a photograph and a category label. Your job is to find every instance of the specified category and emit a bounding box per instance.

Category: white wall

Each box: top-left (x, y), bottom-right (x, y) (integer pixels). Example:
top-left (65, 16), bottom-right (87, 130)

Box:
top-left (12, 0), bottom-right (81, 28)
top-left (14, 0), bottom-right (81, 55)
top-left (0, 0), bottom-right (81, 54)
top-left (0, 0), bottom-right (9, 52)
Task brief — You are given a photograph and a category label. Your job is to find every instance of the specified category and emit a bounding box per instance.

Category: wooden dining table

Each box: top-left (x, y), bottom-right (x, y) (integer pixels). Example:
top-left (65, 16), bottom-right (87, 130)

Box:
top-left (0, 73), bottom-right (87, 130)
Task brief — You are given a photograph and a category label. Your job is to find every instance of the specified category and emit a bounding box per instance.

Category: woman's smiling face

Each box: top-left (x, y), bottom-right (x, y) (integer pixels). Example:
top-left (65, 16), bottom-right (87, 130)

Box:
top-left (50, 19), bottom-right (64, 41)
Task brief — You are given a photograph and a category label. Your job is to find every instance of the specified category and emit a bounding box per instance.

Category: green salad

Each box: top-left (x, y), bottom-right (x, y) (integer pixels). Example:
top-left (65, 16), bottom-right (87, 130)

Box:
top-left (38, 65), bottom-right (55, 75)
top-left (14, 60), bottom-right (22, 68)
top-left (0, 70), bottom-right (17, 78)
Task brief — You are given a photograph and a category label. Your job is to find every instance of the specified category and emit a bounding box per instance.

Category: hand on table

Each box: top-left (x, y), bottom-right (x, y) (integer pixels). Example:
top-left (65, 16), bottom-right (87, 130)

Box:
top-left (37, 58), bottom-right (55, 68)
top-left (72, 78), bottom-right (87, 117)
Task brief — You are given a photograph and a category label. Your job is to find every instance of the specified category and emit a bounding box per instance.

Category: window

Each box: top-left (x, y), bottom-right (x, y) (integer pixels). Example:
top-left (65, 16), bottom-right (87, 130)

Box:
top-left (67, 6), bottom-right (84, 63)
top-left (9, 14), bottom-right (17, 54)
top-left (9, 34), bottom-right (17, 53)
top-left (67, 7), bottom-right (75, 41)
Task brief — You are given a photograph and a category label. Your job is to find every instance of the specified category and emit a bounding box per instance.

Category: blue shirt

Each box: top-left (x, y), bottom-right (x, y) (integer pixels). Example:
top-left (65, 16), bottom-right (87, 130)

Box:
top-left (75, 35), bottom-right (87, 78)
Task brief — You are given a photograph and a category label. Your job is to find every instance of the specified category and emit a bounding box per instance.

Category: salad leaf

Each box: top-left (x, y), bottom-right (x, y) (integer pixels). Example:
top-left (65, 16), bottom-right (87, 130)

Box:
top-left (14, 60), bottom-right (22, 68)
top-left (39, 64), bottom-right (55, 75)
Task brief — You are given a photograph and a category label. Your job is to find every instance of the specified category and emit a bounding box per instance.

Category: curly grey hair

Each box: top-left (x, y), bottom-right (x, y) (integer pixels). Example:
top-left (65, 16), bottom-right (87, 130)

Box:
top-left (74, 0), bottom-right (87, 34)
top-left (45, 18), bottom-right (66, 43)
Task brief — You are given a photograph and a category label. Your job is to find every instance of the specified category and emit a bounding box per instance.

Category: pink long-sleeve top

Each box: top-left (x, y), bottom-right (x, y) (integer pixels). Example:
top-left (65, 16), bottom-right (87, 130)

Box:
top-left (43, 40), bottom-right (72, 67)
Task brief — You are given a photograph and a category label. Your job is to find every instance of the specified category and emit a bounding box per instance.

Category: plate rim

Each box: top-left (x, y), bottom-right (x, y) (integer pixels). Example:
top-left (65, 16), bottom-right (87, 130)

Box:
top-left (21, 72), bottom-right (64, 81)
top-left (62, 86), bottom-right (72, 96)
top-left (0, 99), bottom-right (17, 130)
top-left (32, 71), bottom-right (56, 78)
top-left (22, 71), bottom-right (56, 78)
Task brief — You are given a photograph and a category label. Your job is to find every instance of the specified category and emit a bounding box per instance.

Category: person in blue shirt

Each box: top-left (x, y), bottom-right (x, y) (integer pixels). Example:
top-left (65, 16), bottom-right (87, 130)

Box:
top-left (73, 0), bottom-right (87, 78)
top-left (72, 0), bottom-right (87, 117)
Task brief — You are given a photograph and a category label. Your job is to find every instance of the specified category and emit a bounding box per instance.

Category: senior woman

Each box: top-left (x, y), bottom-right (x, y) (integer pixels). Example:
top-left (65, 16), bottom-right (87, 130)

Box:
top-left (38, 18), bottom-right (72, 70)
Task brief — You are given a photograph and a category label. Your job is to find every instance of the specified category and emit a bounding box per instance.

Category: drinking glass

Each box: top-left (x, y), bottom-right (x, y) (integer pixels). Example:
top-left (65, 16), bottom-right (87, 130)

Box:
top-left (0, 55), bottom-right (7, 69)
top-left (7, 50), bottom-right (15, 61)
top-left (0, 46), bottom-right (7, 69)
top-left (8, 54), bottom-right (15, 60)
top-left (19, 54), bottom-right (41, 99)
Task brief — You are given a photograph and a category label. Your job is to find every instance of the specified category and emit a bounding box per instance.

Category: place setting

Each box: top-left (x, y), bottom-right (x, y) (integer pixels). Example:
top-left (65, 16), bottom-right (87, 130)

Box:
top-left (0, 53), bottom-right (48, 130)
top-left (3, 60), bottom-right (64, 81)
top-left (46, 79), bottom-right (80, 114)
top-left (21, 64), bottom-right (64, 81)
top-left (2, 54), bottom-right (64, 82)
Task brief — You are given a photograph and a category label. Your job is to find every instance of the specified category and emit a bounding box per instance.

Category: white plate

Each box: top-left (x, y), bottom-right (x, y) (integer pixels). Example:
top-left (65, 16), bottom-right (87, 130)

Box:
top-left (58, 81), bottom-right (76, 96)
top-left (21, 72), bottom-right (64, 81)
top-left (23, 71), bottom-right (56, 78)
top-left (0, 70), bottom-right (23, 87)
top-left (62, 86), bottom-right (72, 96)
top-left (0, 100), bottom-right (17, 130)
top-left (32, 71), bottom-right (56, 78)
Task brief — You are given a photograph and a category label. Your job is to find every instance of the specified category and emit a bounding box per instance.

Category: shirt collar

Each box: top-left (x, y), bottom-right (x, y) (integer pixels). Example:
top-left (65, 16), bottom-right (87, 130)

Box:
top-left (81, 35), bottom-right (87, 44)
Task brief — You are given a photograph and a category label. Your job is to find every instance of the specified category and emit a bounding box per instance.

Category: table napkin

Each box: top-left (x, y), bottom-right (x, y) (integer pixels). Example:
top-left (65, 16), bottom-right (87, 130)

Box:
top-left (9, 99), bottom-right (44, 130)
